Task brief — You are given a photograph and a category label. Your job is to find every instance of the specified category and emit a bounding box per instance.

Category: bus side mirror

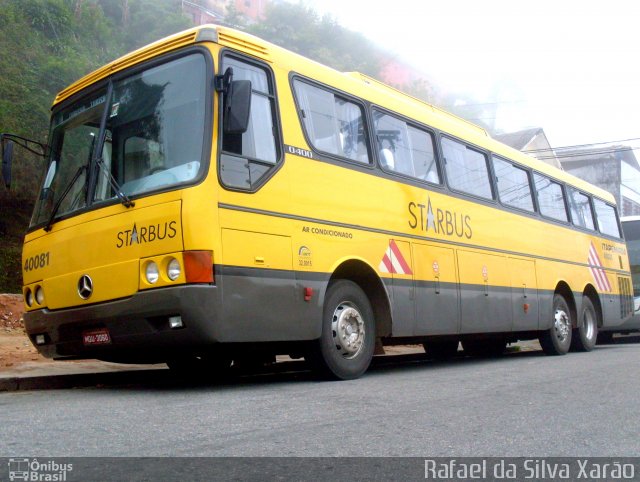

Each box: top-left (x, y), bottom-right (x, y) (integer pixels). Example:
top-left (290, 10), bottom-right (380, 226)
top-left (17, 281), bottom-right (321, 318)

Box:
top-left (2, 139), bottom-right (13, 188)
top-left (224, 80), bottom-right (252, 134)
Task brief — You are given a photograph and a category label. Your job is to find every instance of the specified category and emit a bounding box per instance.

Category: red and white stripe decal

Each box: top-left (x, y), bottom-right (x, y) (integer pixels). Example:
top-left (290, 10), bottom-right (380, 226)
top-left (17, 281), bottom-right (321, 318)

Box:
top-left (588, 242), bottom-right (612, 292)
top-left (379, 240), bottom-right (413, 275)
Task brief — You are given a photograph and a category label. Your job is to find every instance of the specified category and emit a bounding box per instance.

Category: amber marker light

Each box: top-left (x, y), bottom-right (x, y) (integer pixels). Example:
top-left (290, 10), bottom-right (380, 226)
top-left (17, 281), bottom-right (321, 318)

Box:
top-left (184, 251), bottom-right (214, 283)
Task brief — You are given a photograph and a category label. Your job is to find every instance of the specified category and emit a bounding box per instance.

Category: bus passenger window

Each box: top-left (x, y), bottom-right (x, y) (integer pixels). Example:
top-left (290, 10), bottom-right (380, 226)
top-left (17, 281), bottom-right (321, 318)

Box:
top-left (533, 173), bottom-right (568, 222)
top-left (220, 57), bottom-right (280, 189)
top-left (567, 187), bottom-right (595, 230)
top-left (372, 111), bottom-right (439, 183)
top-left (492, 156), bottom-right (534, 212)
top-left (594, 198), bottom-right (622, 238)
top-left (293, 80), bottom-right (370, 163)
top-left (441, 137), bottom-right (492, 199)
top-left (408, 125), bottom-right (439, 183)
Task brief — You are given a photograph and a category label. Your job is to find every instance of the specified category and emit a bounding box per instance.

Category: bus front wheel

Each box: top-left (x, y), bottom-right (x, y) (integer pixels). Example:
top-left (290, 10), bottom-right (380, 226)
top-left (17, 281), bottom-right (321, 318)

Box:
top-left (539, 294), bottom-right (572, 355)
top-left (308, 280), bottom-right (375, 380)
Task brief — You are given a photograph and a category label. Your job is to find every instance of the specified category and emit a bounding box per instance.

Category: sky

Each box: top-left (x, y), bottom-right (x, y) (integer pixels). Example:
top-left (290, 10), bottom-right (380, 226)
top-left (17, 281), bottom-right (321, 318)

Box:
top-left (305, 0), bottom-right (640, 150)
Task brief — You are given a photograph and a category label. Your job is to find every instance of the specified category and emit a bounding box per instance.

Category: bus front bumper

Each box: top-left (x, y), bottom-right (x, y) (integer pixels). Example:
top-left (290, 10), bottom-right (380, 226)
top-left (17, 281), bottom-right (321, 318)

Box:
top-left (23, 285), bottom-right (223, 362)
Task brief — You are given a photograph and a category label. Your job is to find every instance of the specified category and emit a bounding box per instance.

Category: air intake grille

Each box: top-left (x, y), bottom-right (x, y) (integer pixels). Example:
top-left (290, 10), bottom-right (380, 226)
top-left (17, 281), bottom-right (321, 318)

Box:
top-left (618, 276), bottom-right (633, 318)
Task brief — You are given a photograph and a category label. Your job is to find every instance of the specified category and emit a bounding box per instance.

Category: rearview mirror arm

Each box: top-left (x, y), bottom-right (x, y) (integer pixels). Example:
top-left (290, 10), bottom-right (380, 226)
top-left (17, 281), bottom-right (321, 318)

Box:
top-left (0, 133), bottom-right (49, 158)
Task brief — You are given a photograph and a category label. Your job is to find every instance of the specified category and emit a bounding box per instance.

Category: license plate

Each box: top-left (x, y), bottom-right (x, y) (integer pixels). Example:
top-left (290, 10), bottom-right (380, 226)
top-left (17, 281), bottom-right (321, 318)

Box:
top-left (82, 328), bottom-right (111, 345)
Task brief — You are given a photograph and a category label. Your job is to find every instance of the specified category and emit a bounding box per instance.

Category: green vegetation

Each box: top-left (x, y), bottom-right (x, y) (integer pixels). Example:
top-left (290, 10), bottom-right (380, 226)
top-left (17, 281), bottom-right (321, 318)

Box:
top-left (0, 0), bottom-right (442, 293)
top-left (241, 2), bottom-right (382, 77)
top-left (0, 0), bottom-right (191, 199)
top-left (0, 0), bottom-right (191, 292)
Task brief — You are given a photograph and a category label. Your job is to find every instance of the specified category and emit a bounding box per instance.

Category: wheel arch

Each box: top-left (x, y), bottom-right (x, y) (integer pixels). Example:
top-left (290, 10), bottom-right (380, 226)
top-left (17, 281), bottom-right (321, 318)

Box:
top-left (582, 283), bottom-right (603, 327)
top-left (329, 258), bottom-right (392, 338)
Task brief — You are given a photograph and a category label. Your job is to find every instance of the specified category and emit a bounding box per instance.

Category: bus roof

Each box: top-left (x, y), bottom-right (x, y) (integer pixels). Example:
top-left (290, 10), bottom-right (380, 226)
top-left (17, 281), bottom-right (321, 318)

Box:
top-left (53, 24), bottom-right (615, 204)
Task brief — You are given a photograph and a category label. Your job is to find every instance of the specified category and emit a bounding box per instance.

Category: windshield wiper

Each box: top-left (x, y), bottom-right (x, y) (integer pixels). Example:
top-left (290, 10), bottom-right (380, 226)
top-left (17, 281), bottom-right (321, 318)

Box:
top-left (43, 164), bottom-right (87, 232)
top-left (96, 158), bottom-right (135, 208)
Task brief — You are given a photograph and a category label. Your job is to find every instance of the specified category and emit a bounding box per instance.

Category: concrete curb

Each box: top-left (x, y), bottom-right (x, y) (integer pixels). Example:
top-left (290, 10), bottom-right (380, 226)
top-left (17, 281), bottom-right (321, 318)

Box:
top-left (0, 368), bottom-right (169, 392)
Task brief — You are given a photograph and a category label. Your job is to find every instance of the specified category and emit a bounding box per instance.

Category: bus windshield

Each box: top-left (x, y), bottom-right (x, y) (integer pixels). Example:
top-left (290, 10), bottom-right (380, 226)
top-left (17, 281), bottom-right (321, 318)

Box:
top-left (31, 53), bottom-right (207, 227)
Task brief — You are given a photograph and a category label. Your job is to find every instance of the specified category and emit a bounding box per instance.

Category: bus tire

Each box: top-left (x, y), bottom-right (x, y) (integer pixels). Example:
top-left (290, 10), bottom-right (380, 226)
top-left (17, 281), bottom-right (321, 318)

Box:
top-left (570, 297), bottom-right (598, 352)
top-left (423, 339), bottom-right (459, 359)
top-left (539, 294), bottom-right (572, 355)
top-left (308, 280), bottom-right (375, 380)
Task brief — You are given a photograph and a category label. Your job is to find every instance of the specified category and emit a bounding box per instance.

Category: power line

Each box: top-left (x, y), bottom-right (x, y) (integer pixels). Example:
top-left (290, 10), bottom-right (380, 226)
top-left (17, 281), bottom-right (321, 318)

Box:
top-left (524, 137), bottom-right (640, 153)
top-left (446, 100), bottom-right (526, 108)
top-left (534, 146), bottom-right (640, 161)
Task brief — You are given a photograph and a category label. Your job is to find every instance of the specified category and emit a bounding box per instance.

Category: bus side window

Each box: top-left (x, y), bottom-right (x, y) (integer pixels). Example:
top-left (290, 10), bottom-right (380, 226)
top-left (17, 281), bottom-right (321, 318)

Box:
top-left (594, 198), bottom-right (622, 238)
top-left (492, 156), bottom-right (534, 212)
top-left (293, 80), bottom-right (370, 164)
top-left (533, 173), bottom-right (569, 222)
top-left (441, 137), bottom-right (492, 199)
top-left (373, 110), bottom-right (439, 183)
top-left (220, 56), bottom-right (280, 190)
top-left (567, 187), bottom-right (596, 230)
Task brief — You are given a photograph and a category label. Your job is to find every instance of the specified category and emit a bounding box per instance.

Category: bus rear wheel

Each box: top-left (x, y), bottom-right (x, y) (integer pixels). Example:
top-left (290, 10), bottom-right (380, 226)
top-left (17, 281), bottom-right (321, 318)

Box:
top-left (539, 294), bottom-right (572, 355)
top-left (307, 280), bottom-right (375, 380)
top-left (570, 297), bottom-right (598, 352)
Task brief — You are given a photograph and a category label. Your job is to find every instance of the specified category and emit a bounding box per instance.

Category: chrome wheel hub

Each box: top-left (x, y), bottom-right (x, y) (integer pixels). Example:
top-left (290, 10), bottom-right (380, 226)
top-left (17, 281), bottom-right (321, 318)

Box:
top-left (554, 309), bottom-right (571, 343)
top-left (331, 302), bottom-right (365, 359)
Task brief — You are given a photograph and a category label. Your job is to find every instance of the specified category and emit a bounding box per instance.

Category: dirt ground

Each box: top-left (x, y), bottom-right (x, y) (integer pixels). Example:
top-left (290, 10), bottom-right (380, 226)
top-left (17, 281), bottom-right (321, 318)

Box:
top-left (0, 293), bottom-right (46, 370)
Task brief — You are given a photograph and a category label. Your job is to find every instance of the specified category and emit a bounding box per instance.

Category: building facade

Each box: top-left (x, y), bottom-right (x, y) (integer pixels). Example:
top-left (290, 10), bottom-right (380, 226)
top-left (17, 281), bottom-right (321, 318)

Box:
top-left (558, 146), bottom-right (640, 217)
top-left (494, 128), bottom-right (561, 169)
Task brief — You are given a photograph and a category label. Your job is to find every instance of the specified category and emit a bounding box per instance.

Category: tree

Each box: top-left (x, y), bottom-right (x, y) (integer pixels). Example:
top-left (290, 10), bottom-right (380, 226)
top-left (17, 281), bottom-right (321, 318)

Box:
top-left (0, 0), bottom-right (192, 292)
top-left (245, 2), bottom-right (381, 77)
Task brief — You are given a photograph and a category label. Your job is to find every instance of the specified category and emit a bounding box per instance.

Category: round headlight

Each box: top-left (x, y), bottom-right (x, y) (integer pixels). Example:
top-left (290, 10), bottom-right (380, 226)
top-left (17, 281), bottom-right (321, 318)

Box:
top-left (167, 258), bottom-right (181, 281)
top-left (35, 286), bottom-right (45, 305)
top-left (25, 289), bottom-right (33, 307)
top-left (145, 261), bottom-right (159, 284)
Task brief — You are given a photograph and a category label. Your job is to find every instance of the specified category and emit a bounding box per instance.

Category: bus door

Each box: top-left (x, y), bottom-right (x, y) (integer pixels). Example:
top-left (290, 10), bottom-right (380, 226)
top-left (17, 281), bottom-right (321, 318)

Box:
top-left (457, 250), bottom-right (512, 333)
top-left (508, 257), bottom-right (539, 331)
top-left (412, 243), bottom-right (460, 335)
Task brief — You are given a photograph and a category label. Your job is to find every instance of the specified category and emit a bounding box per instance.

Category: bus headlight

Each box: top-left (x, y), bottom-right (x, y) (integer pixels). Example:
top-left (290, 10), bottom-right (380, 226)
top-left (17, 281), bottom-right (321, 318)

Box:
top-left (167, 258), bottom-right (181, 281)
top-left (145, 261), bottom-right (159, 284)
top-left (35, 286), bottom-right (45, 305)
top-left (25, 289), bottom-right (33, 307)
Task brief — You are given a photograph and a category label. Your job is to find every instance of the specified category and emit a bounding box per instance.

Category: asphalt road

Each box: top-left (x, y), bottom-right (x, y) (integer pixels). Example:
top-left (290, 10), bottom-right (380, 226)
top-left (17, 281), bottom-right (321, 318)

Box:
top-left (1, 342), bottom-right (639, 458)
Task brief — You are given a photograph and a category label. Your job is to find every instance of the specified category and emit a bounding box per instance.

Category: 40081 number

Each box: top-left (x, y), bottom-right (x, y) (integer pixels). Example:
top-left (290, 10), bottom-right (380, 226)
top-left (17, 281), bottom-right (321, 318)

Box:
top-left (24, 252), bottom-right (50, 272)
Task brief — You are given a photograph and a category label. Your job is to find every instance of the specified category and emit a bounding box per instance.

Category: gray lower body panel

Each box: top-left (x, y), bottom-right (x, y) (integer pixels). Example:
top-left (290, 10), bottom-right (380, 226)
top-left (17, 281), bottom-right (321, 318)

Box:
top-left (23, 274), bottom-right (324, 361)
top-left (600, 313), bottom-right (640, 333)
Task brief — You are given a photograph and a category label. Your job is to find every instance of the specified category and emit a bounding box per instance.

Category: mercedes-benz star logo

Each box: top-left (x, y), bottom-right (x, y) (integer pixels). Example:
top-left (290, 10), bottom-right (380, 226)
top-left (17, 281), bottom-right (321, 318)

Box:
top-left (77, 275), bottom-right (93, 300)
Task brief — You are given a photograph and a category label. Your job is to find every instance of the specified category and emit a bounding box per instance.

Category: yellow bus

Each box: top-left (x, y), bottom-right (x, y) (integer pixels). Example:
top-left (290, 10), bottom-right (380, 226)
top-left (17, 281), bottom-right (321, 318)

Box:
top-left (5, 24), bottom-right (634, 379)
